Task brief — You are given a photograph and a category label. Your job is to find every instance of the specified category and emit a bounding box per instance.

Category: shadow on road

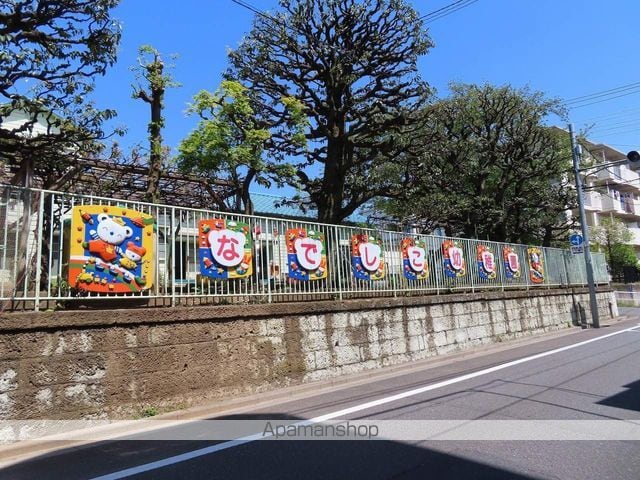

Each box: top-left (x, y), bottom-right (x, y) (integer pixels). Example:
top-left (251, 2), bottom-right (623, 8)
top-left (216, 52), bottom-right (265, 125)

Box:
top-left (0, 413), bottom-right (542, 480)
top-left (598, 378), bottom-right (640, 413)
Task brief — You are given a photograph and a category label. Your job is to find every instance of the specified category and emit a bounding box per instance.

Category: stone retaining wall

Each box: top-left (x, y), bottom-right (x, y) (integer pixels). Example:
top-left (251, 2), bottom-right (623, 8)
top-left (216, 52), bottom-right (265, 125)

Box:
top-left (0, 287), bottom-right (617, 420)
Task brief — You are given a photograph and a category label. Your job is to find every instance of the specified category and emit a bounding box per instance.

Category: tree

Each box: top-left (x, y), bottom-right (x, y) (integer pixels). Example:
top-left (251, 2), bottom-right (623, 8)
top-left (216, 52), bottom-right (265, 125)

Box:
top-left (227, 0), bottom-right (432, 224)
top-left (591, 217), bottom-right (637, 278)
top-left (0, 0), bottom-right (121, 188)
top-left (131, 45), bottom-right (179, 204)
top-left (177, 80), bottom-right (304, 214)
top-left (0, 0), bottom-right (121, 300)
top-left (379, 83), bottom-right (575, 244)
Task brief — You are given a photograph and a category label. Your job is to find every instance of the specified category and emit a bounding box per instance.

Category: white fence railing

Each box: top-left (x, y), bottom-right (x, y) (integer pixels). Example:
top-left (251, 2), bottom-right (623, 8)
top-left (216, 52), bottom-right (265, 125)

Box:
top-left (0, 185), bottom-right (610, 311)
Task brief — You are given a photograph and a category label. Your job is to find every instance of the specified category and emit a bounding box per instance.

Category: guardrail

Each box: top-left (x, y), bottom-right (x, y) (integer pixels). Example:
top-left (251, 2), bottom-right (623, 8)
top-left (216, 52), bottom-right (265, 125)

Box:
top-left (0, 184), bottom-right (610, 311)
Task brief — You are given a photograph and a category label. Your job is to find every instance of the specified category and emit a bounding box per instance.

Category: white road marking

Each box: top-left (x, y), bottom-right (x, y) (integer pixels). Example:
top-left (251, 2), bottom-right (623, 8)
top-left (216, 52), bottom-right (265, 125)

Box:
top-left (91, 325), bottom-right (639, 480)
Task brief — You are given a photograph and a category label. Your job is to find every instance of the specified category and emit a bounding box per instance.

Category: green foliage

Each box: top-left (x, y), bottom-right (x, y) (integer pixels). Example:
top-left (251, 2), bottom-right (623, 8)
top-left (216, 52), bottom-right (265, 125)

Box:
top-left (591, 218), bottom-right (636, 278)
top-left (177, 80), bottom-right (306, 213)
top-left (139, 406), bottom-right (160, 418)
top-left (591, 217), bottom-right (633, 248)
top-left (609, 243), bottom-right (638, 272)
top-left (226, 0), bottom-right (432, 223)
top-left (380, 83), bottom-right (574, 244)
top-left (0, 0), bottom-right (122, 188)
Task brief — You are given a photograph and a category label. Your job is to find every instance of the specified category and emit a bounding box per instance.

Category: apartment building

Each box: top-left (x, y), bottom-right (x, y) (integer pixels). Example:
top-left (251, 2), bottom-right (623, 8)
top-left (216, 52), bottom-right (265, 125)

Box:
top-left (578, 139), bottom-right (640, 258)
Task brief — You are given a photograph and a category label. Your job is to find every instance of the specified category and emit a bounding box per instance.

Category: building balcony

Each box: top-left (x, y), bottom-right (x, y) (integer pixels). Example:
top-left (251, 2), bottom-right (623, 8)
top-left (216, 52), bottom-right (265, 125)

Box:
top-left (582, 191), bottom-right (602, 210)
top-left (600, 195), bottom-right (640, 217)
top-left (595, 166), bottom-right (640, 190)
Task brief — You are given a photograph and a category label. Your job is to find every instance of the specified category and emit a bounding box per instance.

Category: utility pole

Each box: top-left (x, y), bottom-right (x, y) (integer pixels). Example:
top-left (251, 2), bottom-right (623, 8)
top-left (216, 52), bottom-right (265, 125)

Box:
top-left (569, 124), bottom-right (600, 328)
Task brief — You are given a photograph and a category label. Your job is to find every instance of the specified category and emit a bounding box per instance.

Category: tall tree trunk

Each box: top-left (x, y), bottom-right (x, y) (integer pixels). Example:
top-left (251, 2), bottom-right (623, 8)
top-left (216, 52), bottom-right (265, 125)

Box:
top-left (145, 69), bottom-right (164, 204)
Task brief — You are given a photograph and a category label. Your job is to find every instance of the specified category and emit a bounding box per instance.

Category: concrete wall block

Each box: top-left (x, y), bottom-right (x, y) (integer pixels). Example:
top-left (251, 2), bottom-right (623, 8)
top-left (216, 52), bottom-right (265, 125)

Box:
top-left (313, 350), bottom-right (332, 370)
top-left (331, 312), bottom-right (349, 329)
top-left (432, 316), bottom-right (454, 333)
top-left (466, 325), bottom-right (489, 340)
top-left (264, 318), bottom-right (286, 336)
top-left (446, 328), bottom-right (468, 345)
top-left (455, 314), bottom-right (474, 329)
top-left (389, 320), bottom-right (405, 341)
top-left (0, 367), bottom-right (18, 394)
top-left (452, 303), bottom-right (466, 316)
top-left (367, 324), bottom-right (380, 344)
top-left (348, 312), bottom-right (365, 328)
top-left (489, 300), bottom-right (505, 312)
top-left (489, 309), bottom-right (505, 324)
top-left (508, 319), bottom-right (522, 333)
top-left (473, 311), bottom-right (490, 325)
top-left (493, 321), bottom-right (507, 336)
top-left (433, 331), bottom-right (449, 348)
top-left (368, 341), bottom-right (381, 359)
top-left (390, 338), bottom-right (408, 356)
top-left (406, 307), bottom-right (425, 322)
top-left (334, 345), bottom-right (361, 365)
top-left (302, 330), bottom-right (329, 353)
top-left (298, 315), bottom-right (319, 333)
top-left (407, 319), bottom-right (424, 337)
top-left (330, 328), bottom-right (350, 348)
top-left (428, 304), bottom-right (445, 318)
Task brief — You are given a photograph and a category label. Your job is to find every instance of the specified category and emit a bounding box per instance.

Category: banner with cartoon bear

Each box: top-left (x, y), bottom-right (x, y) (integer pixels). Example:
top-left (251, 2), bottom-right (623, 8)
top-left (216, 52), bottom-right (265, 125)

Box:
top-left (351, 234), bottom-right (385, 281)
top-left (199, 219), bottom-right (252, 279)
top-left (401, 238), bottom-right (428, 281)
top-left (442, 239), bottom-right (466, 278)
top-left (502, 246), bottom-right (521, 279)
top-left (68, 206), bottom-right (154, 293)
top-left (527, 247), bottom-right (544, 284)
top-left (286, 228), bottom-right (327, 281)
top-left (476, 245), bottom-right (497, 280)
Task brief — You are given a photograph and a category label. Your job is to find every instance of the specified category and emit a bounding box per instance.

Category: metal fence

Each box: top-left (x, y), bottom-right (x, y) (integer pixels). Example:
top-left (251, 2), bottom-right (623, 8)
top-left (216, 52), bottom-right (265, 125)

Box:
top-left (0, 184), bottom-right (610, 311)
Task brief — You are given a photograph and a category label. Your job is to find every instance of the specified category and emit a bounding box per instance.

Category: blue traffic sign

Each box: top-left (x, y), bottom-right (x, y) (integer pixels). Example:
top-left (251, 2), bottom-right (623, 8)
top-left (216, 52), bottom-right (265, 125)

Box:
top-left (569, 234), bottom-right (583, 246)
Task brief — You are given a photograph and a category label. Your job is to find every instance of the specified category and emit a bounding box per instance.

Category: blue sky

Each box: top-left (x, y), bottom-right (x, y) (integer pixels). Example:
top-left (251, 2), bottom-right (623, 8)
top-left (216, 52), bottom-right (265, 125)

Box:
top-left (93, 0), bottom-right (640, 168)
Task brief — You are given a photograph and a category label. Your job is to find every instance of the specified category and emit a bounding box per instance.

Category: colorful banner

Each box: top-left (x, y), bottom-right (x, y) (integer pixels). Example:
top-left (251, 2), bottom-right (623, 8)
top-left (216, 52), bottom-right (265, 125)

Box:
top-left (199, 219), bottom-right (252, 279)
top-left (477, 245), bottom-right (497, 280)
top-left (286, 228), bottom-right (327, 281)
top-left (68, 206), bottom-right (154, 293)
top-left (502, 246), bottom-right (521, 279)
top-left (527, 247), bottom-right (544, 284)
top-left (443, 239), bottom-right (466, 278)
top-left (351, 234), bottom-right (385, 281)
top-left (401, 238), bottom-right (429, 281)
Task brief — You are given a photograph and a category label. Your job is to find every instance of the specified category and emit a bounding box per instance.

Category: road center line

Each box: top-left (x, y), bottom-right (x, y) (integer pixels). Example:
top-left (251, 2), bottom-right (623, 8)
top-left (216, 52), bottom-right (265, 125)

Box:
top-left (91, 325), bottom-right (639, 480)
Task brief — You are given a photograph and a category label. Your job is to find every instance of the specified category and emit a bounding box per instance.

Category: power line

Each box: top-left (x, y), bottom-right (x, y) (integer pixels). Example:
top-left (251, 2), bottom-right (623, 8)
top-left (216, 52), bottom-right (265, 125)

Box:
top-left (420, 0), bottom-right (469, 19)
top-left (574, 106), bottom-right (640, 123)
top-left (421, 0), bottom-right (478, 23)
top-left (565, 81), bottom-right (640, 104)
top-left (568, 89), bottom-right (640, 109)
top-left (231, 0), bottom-right (478, 30)
top-left (606, 143), bottom-right (639, 148)
top-left (590, 119), bottom-right (640, 133)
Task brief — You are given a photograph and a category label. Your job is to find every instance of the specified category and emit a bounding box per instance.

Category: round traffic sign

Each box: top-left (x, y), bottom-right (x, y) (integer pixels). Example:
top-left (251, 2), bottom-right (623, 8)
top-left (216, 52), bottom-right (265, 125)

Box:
top-left (569, 234), bottom-right (583, 246)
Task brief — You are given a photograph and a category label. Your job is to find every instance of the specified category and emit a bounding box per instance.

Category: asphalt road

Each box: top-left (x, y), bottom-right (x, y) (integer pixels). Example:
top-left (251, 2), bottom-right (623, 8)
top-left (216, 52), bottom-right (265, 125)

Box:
top-left (2, 315), bottom-right (640, 480)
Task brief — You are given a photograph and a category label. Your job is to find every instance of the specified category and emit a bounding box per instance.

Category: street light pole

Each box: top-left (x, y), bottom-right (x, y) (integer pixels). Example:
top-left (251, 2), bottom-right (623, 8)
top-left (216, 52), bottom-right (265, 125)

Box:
top-left (569, 123), bottom-right (600, 328)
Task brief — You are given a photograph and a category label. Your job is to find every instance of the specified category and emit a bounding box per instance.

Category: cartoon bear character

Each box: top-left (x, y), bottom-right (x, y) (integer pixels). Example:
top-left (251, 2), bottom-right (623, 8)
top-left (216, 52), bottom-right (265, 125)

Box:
top-left (119, 242), bottom-right (146, 270)
top-left (84, 213), bottom-right (133, 263)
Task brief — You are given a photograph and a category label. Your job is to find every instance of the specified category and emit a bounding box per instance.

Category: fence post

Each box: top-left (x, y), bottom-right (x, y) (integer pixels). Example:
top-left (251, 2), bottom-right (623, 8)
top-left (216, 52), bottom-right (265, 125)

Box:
top-left (335, 226), bottom-right (344, 301)
top-left (33, 192), bottom-right (45, 311)
top-left (170, 207), bottom-right (176, 308)
top-left (468, 239), bottom-right (475, 294)
top-left (265, 218), bottom-right (272, 304)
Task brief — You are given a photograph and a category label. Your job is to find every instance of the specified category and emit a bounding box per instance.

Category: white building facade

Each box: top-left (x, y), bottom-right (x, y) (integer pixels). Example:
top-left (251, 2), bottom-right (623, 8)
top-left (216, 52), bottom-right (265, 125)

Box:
top-left (578, 141), bottom-right (640, 258)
